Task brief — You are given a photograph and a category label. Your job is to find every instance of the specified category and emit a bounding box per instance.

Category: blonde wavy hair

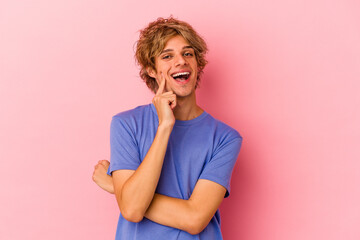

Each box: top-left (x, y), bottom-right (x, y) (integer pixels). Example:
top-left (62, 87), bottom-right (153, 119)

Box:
top-left (135, 17), bottom-right (208, 93)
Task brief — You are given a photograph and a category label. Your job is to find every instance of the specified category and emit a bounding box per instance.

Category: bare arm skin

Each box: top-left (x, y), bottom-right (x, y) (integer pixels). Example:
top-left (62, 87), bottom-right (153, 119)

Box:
top-left (93, 160), bottom-right (226, 235)
top-left (92, 160), bottom-right (114, 194)
top-left (113, 126), bottom-right (172, 222)
top-left (112, 77), bottom-right (177, 222)
top-left (145, 180), bottom-right (226, 235)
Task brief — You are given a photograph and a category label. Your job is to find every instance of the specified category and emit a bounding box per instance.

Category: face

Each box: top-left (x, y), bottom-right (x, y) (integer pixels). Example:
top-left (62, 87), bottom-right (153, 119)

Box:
top-left (148, 35), bottom-right (198, 98)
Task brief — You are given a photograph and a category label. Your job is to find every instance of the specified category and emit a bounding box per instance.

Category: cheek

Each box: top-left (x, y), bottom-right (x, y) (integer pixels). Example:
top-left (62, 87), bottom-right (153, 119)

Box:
top-left (157, 62), bottom-right (171, 72)
top-left (162, 66), bottom-right (171, 75)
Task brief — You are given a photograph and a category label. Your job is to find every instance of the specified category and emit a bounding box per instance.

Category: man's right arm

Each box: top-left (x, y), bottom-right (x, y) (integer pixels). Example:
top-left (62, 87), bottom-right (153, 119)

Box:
top-left (113, 124), bottom-right (172, 222)
top-left (112, 76), bottom-right (176, 222)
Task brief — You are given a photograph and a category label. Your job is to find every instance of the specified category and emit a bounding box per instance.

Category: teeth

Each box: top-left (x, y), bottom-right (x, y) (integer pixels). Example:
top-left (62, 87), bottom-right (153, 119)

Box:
top-left (172, 72), bottom-right (190, 77)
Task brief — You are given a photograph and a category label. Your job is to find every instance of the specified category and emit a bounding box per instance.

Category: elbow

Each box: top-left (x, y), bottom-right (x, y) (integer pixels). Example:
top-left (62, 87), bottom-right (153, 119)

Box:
top-left (185, 214), bottom-right (208, 235)
top-left (121, 207), bottom-right (144, 223)
top-left (187, 223), bottom-right (206, 235)
top-left (118, 204), bottom-right (144, 223)
top-left (187, 227), bottom-right (203, 236)
top-left (115, 192), bottom-right (144, 222)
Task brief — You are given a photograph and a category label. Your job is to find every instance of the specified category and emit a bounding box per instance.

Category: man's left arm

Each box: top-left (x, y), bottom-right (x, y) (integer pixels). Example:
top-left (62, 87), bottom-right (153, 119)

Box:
top-left (92, 165), bottom-right (225, 235)
top-left (144, 179), bottom-right (226, 235)
top-left (144, 134), bottom-right (242, 234)
top-left (92, 135), bottom-right (242, 235)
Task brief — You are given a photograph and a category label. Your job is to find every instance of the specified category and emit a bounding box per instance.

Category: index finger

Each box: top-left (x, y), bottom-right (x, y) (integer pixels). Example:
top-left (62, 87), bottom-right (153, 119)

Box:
top-left (156, 73), bottom-right (166, 95)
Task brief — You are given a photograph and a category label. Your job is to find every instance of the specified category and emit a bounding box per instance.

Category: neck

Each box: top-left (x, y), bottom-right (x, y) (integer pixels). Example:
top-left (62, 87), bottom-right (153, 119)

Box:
top-left (173, 92), bottom-right (203, 121)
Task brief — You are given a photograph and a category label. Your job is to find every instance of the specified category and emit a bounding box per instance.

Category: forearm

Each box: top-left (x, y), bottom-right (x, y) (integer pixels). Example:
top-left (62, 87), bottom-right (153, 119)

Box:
top-left (144, 194), bottom-right (194, 232)
top-left (116, 125), bottom-right (172, 220)
top-left (144, 194), bottom-right (206, 235)
top-left (144, 180), bottom-right (226, 235)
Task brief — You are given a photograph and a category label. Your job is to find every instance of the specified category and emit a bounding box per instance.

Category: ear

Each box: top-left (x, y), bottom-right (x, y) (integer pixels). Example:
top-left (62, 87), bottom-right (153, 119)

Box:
top-left (146, 67), bottom-right (157, 79)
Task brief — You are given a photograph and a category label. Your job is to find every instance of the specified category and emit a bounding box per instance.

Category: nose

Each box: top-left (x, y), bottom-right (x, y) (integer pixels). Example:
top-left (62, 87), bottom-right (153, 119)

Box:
top-left (174, 54), bottom-right (187, 66)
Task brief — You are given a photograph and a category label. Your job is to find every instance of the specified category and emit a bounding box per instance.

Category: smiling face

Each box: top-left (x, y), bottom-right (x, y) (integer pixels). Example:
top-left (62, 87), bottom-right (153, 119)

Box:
top-left (148, 35), bottom-right (198, 98)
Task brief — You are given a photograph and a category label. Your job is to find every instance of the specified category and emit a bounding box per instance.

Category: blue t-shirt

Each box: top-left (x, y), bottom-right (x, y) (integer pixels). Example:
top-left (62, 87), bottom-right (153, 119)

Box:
top-left (107, 104), bottom-right (242, 240)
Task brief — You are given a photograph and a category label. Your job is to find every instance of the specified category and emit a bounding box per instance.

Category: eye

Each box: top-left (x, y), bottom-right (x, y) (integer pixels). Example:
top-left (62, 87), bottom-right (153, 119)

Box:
top-left (162, 55), bottom-right (172, 60)
top-left (184, 52), bottom-right (194, 57)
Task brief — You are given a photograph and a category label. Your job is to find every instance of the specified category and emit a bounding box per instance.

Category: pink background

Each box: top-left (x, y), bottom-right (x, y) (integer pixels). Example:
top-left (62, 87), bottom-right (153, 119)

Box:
top-left (1, 0), bottom-right (359, 239)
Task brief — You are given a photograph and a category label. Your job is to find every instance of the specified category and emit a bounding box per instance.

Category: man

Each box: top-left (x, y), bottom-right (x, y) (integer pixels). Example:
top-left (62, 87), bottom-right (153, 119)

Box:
top-left (92, 17), bottom-right (243, 239)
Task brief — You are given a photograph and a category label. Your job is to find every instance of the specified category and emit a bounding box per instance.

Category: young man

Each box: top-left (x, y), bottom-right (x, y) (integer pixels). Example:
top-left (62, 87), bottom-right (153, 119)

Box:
top-left (92, 17), bottom-right (243, 239)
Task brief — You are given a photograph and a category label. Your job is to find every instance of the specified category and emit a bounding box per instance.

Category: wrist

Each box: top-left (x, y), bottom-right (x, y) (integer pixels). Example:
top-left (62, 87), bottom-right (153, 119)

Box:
top-left (158, 122), bottom-right (174, 132)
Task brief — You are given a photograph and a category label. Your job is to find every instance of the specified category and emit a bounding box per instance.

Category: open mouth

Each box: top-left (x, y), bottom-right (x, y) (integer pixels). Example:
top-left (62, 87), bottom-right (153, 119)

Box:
top-left (171, 72), bottom-right (191, 82)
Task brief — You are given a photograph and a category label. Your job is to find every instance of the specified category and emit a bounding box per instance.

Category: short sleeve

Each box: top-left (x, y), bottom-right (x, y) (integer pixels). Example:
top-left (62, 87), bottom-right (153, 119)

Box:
top-left (199, 135), bottom-right (242, 198)
top-left (107, 116), bottom-right (141, 176)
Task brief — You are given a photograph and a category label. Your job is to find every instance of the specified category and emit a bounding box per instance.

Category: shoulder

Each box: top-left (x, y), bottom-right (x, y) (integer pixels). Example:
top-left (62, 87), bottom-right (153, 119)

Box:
top-left (203, 114), bottom-right (243, 159)
top-left (206, 113), bottom-right (243, 142)
top-left (113, 104), bottom-right (152, 120)
top-left (112, 104), bottom-right (155, 125)
top-left (111, 104), bottom-right (154, 133)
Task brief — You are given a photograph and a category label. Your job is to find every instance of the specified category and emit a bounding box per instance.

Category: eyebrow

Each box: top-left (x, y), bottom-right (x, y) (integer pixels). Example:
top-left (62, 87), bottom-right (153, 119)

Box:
top-left (160, 46), bottom-right (194, 54)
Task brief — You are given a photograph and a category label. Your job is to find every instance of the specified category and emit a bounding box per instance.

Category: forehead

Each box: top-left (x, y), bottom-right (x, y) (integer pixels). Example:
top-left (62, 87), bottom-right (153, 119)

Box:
top-left (163, 35), bottom-right (192, 50)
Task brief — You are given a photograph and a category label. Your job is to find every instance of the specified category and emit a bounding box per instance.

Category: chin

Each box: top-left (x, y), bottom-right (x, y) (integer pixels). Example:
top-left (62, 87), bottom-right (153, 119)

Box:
top-left (174, 89), bottom-right (195, 98)
top-left (170, 80), bottom-right (196, 98)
